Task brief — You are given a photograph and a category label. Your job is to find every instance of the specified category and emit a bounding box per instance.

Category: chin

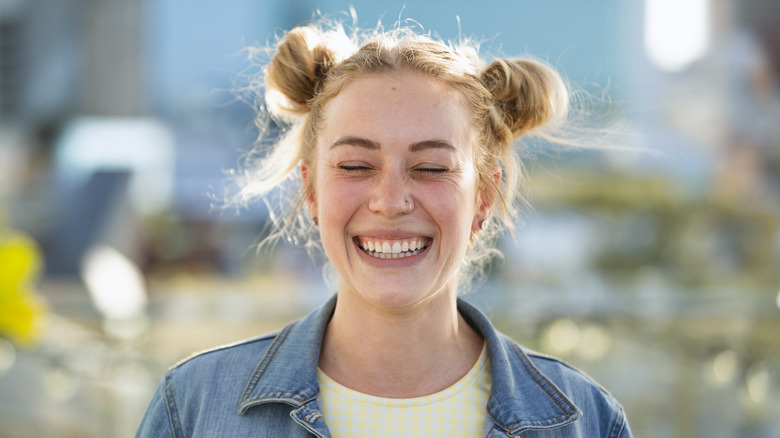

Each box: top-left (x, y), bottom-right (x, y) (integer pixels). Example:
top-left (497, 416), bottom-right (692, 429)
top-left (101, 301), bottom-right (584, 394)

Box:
top-left (349, 280), bottom-right (451, 311)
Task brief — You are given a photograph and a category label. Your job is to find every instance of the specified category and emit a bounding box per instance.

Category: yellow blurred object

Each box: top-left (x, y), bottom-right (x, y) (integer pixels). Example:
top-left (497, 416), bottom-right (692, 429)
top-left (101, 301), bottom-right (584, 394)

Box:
top-left (0, 230), bottom-right (46, 345)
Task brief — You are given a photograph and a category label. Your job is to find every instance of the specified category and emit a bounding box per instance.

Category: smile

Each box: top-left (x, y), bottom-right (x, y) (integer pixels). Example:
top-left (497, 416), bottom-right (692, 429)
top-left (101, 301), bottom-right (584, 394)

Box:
top-left (355, 237), bottom-right (430, 259)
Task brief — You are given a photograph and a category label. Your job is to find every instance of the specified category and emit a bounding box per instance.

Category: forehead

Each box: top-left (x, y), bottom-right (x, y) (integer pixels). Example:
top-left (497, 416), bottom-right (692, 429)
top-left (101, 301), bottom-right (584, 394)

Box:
top-left (318, 72), bottom-right (475, 150)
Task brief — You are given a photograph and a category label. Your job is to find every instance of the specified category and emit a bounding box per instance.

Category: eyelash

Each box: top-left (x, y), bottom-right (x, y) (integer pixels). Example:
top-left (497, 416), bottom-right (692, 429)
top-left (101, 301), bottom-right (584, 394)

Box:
top-left (338, 165), bottom-right (447, 175)
top-left (339, 165), bottom-right (372, 173)
top-left (415, 167), bottom-right (447, 175)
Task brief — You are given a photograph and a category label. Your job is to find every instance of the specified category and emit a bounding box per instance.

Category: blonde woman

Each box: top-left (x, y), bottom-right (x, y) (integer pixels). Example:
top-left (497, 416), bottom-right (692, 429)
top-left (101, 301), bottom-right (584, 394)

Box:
top-left (137, 19), bottom-right (632, 438)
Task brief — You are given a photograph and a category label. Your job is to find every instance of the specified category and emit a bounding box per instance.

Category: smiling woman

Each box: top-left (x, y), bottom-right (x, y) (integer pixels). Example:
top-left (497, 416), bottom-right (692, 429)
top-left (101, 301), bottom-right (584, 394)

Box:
top-left (309, 73), bottom-right (479, 313)
top-left (136, 17), bottom-right (632, 438)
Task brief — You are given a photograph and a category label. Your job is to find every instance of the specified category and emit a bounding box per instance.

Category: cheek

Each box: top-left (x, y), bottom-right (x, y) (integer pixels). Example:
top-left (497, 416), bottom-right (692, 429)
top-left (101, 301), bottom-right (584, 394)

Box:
top-left (423, 181), bottom-right (478, 230)
top-left (316, 175), bottom-right (365, 222)
top-left (429, 168), bottom-right (478, 210)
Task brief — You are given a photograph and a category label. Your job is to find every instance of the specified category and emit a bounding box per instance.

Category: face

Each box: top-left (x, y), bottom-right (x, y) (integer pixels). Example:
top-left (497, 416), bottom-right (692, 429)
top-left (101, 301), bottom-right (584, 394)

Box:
top-left (303, 72), bottom-right (493, 311)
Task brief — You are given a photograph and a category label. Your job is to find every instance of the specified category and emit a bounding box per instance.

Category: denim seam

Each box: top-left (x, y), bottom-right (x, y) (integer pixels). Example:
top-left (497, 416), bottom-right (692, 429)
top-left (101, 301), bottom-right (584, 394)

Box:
top-left (169, 332), bottom-right (280, 371)
top-left (238, 322), bottom-right (295, 412)
top-left (247, 392), bottom-right (309, 402)
top-left (304, 410), bottom-right (323, 424)
top-left (607, 403), bottom-right (623, 438)
top-left (504, 343), bottom-right (577, 430)
top-left (486, 411), bottom-right (515, 435)
top-left (164, 372), bottom-right (184, 438)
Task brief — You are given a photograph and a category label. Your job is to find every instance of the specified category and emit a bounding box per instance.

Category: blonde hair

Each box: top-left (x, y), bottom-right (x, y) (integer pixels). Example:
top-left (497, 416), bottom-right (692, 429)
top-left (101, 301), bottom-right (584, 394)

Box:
top-left (233, 20), bottom-right (570, 288)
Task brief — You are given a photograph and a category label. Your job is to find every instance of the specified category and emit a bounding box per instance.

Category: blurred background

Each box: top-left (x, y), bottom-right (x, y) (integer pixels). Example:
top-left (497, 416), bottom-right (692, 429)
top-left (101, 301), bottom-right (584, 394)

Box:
top-left (0, 0), bottom-right (779, 436)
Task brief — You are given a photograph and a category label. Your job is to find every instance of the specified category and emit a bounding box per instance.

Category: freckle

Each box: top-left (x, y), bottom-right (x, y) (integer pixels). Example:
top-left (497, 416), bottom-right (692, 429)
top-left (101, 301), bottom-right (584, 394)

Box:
top-left (391, 87), bottom-right (397, 91)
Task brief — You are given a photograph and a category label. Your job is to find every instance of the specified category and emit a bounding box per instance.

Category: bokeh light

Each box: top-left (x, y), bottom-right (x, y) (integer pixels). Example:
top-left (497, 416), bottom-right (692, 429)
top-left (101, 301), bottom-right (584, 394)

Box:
top-left (776, 288), bottom-right (780, 311)
top-left (746, 363), bottom-right (771, 405)
top-left (0, 338), bottom-right (15, 376)
top-left (544, 319), bottom-right (580, 355)
top-left (644, 0), bottom-right (710, 72)
top-left (576, 324), bottom-right (613, 362)
top-left (81, 244), bottom-right (148, 322)
top-left (712, 350), bottom-right (739, 385)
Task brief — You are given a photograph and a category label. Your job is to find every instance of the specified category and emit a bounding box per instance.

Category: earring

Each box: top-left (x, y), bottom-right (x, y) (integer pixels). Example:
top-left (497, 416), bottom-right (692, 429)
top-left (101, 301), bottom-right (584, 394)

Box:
top-left (313, 217), bottom-right (318, 226)
top-left (480, 219), bottom-right (489, 230)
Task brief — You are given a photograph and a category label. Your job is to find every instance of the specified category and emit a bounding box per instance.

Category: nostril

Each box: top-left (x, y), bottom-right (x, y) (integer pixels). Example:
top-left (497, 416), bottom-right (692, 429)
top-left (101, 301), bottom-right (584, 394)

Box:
top-left (368, 198), bottom-right (413, 216)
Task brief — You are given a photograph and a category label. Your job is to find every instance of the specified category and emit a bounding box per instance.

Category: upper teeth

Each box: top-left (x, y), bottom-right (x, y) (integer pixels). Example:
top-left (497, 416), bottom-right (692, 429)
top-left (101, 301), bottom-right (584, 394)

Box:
top-left (361, 239), bottom-right (425, 254)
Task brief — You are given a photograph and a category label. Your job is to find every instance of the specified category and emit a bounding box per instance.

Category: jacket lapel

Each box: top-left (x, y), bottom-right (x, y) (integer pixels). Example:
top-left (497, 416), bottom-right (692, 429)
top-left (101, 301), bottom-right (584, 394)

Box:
top-left (238, 296), bottom-right (336, 414)
top-left (458, 299), bottom-right (582, 436)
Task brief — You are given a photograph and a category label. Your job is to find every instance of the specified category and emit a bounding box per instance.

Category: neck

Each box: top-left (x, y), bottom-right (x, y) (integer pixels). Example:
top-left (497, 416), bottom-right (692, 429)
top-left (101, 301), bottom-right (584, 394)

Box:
top-left (318, 285), bottom-right (483, 398)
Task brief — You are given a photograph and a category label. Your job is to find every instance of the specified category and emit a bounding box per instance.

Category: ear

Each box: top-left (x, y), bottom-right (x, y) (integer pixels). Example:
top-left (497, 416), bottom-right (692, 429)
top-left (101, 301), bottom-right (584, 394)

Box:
top-left (300, 161), bottom-right (317, 219)
top-left (472, 165), bottom-right (502, 232)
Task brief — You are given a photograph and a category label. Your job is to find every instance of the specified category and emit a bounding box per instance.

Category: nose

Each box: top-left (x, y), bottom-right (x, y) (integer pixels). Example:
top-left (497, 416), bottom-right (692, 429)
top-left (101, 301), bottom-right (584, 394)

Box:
top-left (368, 168), bottom-right (410, 217)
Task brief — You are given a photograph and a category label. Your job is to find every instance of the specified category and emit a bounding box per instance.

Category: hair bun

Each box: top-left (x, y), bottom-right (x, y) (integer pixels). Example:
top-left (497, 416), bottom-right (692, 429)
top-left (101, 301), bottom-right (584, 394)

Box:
top-left (480, 58), bottom-right (568, 138)
top-left (265, 26), bottom-right (353, 116)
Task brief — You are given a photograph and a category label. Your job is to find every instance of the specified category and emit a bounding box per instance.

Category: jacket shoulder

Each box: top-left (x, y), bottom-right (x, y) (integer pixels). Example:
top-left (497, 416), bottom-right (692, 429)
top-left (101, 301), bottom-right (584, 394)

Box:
top-left (501, 335), bottom-right (630, 437)
top-left (162, 327), bottom-right (290, 402)
top-left (138, 325), bottom-right (305, 437)
top-left (172, 329), bottom-right (282, 370)
top-left (522, 346), bottom-right (615, 399)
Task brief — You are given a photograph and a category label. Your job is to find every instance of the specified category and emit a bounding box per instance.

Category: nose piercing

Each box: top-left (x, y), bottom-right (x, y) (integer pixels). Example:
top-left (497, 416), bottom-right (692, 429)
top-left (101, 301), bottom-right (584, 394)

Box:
top-left (403, 199), bottom-right (413, 214)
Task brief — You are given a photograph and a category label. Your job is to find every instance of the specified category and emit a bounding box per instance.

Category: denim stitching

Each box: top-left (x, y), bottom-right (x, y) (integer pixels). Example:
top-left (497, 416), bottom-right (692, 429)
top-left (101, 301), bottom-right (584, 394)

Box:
top-left (256, 391), bottom-right (316, 400)
top-left (515, 344), bottom-right (569, 411)
top-left (164, 372), bottom-right (184, 438)
top-left (505, 343), bottom-right (577, 429)
top-left (238, 322), bottom-right (295, 410)
top-left (607, 404), bottom-right (622, 438)
top-left (304, 411), bottom-right (322, 424)
top-left (487, 411), bottom-right (514, 435)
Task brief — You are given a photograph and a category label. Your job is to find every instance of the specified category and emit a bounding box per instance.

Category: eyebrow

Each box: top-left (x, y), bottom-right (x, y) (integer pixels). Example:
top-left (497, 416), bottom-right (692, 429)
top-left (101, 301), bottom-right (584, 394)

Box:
top-left (330, 137), bottom-right (379, 150)
top-left (409, 140), bottom-right (456, 153)
top-left (330, 137), bottom-right (456, 152)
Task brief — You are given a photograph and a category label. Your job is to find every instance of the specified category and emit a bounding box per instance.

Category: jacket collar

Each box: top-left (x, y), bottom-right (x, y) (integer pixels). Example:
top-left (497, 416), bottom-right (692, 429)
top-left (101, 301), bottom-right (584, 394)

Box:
top-left (238, 294), bottom-right (581, 435)
top-left (457, 299), bottom-right (582, 435)
top-left (237, 296), bottom-right (335, 414)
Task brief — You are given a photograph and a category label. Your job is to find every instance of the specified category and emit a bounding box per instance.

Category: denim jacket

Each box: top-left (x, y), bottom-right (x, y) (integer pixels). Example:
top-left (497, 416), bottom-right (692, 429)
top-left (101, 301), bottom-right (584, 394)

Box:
top-left (137, 295), bottom-right (632, 437)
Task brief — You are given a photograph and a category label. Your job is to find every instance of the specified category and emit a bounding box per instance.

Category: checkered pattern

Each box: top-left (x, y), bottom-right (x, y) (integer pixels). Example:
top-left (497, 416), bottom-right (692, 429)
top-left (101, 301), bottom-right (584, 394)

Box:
top-left (317, 346), bottom-right (491, 437)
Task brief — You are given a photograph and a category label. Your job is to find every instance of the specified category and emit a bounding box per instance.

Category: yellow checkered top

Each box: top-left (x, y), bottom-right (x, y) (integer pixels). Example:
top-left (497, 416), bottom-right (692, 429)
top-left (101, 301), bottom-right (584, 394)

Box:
top-left (317, 345), bottom-right (491, 437)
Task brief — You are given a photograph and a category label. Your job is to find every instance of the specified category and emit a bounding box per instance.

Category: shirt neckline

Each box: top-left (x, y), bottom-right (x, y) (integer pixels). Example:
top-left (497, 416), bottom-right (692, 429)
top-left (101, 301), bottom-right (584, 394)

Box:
top-left (316, 342), bottom-right (489, 408)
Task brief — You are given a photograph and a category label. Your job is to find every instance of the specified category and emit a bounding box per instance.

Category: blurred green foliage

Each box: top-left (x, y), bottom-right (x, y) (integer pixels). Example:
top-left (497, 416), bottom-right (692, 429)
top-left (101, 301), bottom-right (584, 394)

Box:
top-left (531, 168), bottom-right (780, 288)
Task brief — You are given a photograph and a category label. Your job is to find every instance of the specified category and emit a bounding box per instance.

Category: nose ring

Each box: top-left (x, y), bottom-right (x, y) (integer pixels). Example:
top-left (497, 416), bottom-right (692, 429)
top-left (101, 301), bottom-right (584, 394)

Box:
top-left (403, 199), bottom-right (413, 214)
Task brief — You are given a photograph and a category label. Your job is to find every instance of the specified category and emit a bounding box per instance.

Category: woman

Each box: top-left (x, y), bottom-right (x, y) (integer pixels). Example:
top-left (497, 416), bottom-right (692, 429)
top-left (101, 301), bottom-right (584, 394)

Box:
top-left (137, 20), bottom-right (632, 437)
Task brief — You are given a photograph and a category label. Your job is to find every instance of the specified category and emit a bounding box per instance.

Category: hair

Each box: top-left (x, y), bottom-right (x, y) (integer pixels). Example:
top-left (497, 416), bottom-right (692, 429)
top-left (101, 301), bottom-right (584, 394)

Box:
top-left (232, 19), bottom-right (571, 290)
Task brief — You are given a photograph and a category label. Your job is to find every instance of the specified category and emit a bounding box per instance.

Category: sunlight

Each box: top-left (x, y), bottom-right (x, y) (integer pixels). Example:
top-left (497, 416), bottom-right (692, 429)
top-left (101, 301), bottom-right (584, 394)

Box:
top-left (644, 0), bottom-right (710, 72)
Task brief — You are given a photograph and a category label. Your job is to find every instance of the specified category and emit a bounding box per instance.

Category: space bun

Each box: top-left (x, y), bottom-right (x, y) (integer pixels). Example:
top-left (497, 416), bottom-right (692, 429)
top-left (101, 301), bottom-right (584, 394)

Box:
top-left (480, 58), bottom-right (568, 139)
top-left (265, 26), bottom-right (354, 116)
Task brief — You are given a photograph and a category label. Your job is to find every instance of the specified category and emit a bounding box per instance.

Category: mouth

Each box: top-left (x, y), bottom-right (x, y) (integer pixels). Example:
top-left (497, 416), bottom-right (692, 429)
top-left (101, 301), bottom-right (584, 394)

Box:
top-left (354, 237), bottom-right (431, 260)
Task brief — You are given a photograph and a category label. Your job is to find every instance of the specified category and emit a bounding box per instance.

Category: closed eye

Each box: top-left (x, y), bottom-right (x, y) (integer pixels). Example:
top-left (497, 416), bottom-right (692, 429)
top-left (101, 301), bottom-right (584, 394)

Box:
top-left (415, 167), bottom-right (447, 175)
top-left (339, 164), bottom-right (373, 173)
